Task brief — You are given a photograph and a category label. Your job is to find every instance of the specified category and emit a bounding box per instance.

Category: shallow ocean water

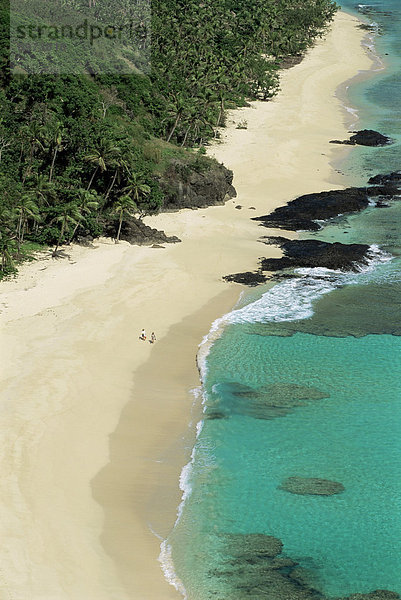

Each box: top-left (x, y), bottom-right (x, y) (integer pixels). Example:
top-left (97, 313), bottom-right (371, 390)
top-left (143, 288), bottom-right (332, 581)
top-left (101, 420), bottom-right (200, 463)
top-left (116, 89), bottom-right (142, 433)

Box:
top-left (165, 2), bottom-right (401, 598)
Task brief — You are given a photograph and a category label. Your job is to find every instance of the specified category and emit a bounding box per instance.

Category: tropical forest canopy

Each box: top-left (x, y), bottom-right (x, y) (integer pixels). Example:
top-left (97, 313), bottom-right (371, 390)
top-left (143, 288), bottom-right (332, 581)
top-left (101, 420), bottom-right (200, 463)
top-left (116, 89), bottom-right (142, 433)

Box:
top-left (0, 0), bottom-right (338, 275)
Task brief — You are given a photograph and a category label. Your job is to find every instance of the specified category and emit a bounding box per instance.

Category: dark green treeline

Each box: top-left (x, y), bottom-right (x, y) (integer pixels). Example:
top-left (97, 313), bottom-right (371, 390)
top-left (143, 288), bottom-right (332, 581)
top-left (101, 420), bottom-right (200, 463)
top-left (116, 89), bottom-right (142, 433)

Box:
top-left (0, 0), bottom-right (337, 275)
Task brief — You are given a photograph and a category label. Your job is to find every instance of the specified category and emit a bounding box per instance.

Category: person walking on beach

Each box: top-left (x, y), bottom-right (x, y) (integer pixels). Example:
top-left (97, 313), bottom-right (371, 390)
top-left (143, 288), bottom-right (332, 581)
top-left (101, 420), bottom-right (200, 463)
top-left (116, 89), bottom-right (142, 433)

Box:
top-left (150, 332), bottom-right (156, 344)
top-left (140, 328), bottom-right (146, 341)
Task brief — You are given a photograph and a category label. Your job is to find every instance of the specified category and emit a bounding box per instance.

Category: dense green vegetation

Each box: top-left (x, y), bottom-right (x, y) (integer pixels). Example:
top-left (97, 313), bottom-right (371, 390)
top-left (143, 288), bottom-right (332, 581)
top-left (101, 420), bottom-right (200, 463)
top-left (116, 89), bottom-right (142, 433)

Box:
top-left (0, 0), bottom-right (337, 277)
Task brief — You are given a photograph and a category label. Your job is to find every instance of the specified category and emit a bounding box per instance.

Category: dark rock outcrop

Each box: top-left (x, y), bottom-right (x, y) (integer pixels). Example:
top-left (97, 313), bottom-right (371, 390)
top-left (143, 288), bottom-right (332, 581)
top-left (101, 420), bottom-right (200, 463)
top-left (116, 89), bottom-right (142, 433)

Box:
top-left (358, 23), bottom-right (381, 32)
top-left (105, 216), bottom-right (181, 245)
top-left (330, 129), bottom-right (392, 147)
top-left (159, 159), bottom-right (236, 210)
top-left (223, 271), bottom-right (267, 286)
top-left (210, 532), bottom-right (323, 600)
top-left (280, 54), bottom-right (304, 69)
top-left (252, 185), bottom-right (399, 231)
top-left (357, 4), bottom-right (395, 18)
top-left (76, 234), bottom-right (95, 247)
top-left (279, 477), bottom-right (345, 496)
top-left (260, 237), bottom-right (370, 272)
top-left (206, 530), bottom-right (399, 600)
top-left (368, 171), bottom-right (401, 186)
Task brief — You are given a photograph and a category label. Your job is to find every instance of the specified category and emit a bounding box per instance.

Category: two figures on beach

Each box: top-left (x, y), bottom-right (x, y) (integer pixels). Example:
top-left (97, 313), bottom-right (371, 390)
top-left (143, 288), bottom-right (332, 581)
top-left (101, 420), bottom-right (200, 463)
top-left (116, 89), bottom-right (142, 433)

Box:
top-left (139, 329), bottom-right (156, 343)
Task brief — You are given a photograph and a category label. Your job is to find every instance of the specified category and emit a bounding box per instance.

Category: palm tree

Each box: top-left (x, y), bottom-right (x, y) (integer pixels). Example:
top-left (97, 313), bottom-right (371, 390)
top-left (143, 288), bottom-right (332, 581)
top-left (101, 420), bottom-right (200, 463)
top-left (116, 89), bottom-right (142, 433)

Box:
top-left (163, 93), bottom-right (192, 143)
top-left (104, 157), bottom-right (128, 203)
top-left (48, 122), bottom-right (66, 184)
top-left (0, 206), bottom-right (17, 275)
top-left (112, 195), bottom-right (137, 243)
top-left (215, 78), bottom-right (231, 128)
top-left (69, 189), bottom-right (99, 242)
top-left (52, 203), bottom-right (82, 257)
top-left (15, 194), bottom-right (40, 254)
top-left (84, 140), bottom-right (120, 191)
top-left (0, 235), bottom-right (16, 275)
top-left (28, 174), bottom-right (57, 207)
top-left (122, 172), bottom-right (151, 200)
top-left (21, 122), bottom-right (48, 183)
top-left (182, 111), bottom-right (215, 147)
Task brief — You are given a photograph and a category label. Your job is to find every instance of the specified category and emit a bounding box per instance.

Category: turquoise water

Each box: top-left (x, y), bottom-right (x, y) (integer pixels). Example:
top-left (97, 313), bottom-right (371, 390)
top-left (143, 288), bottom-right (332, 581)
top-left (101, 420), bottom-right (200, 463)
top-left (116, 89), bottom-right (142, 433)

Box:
top-left (165, 3), bottom-right (401, 599)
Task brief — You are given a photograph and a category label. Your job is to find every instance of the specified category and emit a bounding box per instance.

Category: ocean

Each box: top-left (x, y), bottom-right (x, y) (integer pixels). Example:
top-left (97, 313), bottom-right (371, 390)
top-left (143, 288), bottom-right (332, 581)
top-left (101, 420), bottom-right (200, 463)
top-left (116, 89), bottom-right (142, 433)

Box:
top-left (162, 2), bottom-right (401, 598)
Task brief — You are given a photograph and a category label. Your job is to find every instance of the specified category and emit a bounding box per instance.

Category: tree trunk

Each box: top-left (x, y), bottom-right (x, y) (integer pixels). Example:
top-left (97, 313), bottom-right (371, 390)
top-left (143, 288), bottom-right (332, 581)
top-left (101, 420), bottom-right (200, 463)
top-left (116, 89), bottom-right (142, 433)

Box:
top-left (49, 147), bottom-right (58, 183)
top-left (21, 219), bottom-right (26, 246)
top-left (23, 145), bottom-right (34, 183)
top-left (216, 97), bottom-right (225, 128)
top-left (69, 221), bottom-right (80, 243)
top-left (18, 143), bottom-right (24, 171)
top-left (104, 169), bottom-right (118, 202)
top-left (87, 166), bottom-right (99, 190)
top-left (17, 212), bottom-right (23, 254)
top-left (53, 220), bottom-right (65, 256)
top-left (116, 212), bottom-right (123, 243)
top-left (181, 124), bottom-right (192, 147)
top-left (166, 112), bottom-right (181, 143)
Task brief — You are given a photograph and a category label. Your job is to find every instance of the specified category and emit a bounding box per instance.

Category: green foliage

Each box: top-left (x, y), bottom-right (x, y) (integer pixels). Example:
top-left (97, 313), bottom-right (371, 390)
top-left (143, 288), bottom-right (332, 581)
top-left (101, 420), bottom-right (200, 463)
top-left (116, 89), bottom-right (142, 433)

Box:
top-left (0, 0), bottom-right (338, 275)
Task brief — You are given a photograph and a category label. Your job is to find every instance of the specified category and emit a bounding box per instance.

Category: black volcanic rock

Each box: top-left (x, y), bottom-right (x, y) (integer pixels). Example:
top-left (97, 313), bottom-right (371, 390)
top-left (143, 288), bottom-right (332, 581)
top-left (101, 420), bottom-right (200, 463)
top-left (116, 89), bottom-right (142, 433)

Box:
top-left (105, 216), bottom-right (181, 245)
top-left (357, 4), bottom-right (395, 18)
top-left (75, 234), bottom-right (95, 246)
top-left (368, 171), bottom-right (401, 185)
top-left (330, 129), bottom-right (392, 147)
top-left (253, 186), bottom-right (399, 231)
top-left (280, 54), bottom-right (304, 69)
top-left (223, 271), bottom-right (267, 286)
top-left (260, 238), bottom-right (370, 272)
top-left (159, 159), bottom-right (236, 210)
top-left (279, 477), bottom-right (345, 496)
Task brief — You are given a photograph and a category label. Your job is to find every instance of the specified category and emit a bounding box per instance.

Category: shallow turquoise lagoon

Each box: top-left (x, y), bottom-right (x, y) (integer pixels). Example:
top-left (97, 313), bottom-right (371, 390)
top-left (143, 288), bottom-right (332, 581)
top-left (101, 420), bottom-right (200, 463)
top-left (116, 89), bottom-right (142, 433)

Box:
top-left (166, 1), bottom-right (401, 598)
top-left (171, 331), bottom-right (401, 598)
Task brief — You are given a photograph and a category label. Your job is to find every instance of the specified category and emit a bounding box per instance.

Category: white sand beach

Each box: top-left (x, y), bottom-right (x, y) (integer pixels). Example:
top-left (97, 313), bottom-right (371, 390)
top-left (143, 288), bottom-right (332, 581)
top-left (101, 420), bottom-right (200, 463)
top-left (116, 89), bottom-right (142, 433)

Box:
top-left (0, 12), bottom-right (374, 600)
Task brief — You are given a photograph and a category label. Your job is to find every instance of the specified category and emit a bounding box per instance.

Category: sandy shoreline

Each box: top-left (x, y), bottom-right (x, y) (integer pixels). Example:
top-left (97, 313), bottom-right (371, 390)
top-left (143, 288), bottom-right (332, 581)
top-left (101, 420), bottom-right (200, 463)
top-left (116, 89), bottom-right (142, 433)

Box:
top-left (0, 11), bottom-right (374, 600)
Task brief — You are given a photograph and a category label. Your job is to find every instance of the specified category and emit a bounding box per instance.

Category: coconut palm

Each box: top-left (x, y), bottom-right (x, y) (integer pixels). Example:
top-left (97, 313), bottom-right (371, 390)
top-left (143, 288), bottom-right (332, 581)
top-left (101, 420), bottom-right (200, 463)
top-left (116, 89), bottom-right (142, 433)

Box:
top-left (15, 194), bottom-right (41, 254)
top-left (163, 93), bottom-right (193, 143)
top-left (28, 174), bottom-right (57, 207)
top-left (48, 122), bottom-right (66, 184)
top-left (112, 195), bottom-right (137, 243)
top-left (122, 172), bottom-right (151, 205)
top-left (121, 172), bottom-right (152, 218)
top-left (0, 235), bottom-right (16, 275)
top-left (0, 206), bottom-right (17, 275)
top-left (69, 190), bottom-right (99, 242)
top-left (104, 157), bottom-right (128, 203)
top-left (52, 203), bottom-right (83, 257)
top-left (84, 140), bottom-right (120, 190)
top-left (21, 122), bottom-right (48, 183)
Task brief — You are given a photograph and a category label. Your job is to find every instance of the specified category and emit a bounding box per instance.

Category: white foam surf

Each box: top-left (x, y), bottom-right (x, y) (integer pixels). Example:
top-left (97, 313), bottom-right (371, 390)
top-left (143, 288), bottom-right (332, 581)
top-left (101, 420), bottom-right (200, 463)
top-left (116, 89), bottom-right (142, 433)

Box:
top-left (215, 244), bottom-right (393, 326)
top-left (159, 541), bottom-right (188, 599)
